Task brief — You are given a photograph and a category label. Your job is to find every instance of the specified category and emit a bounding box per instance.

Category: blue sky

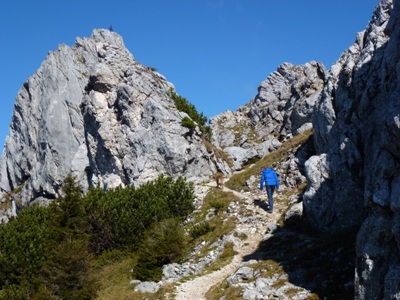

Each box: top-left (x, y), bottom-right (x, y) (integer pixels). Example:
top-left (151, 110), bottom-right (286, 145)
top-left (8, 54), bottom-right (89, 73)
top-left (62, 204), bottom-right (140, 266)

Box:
top-left (1, 0), bottom-right (379, 150)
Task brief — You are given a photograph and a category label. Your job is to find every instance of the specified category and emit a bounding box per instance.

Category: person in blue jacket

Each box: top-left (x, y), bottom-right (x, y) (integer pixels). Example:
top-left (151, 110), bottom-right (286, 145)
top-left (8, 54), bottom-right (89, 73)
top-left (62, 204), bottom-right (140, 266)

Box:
top-left (259, 165), bottom-right (279, 213)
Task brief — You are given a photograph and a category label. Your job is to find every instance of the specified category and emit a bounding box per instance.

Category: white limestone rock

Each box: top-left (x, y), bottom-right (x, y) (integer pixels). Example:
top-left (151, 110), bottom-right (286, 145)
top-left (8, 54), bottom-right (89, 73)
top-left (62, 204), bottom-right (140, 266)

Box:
top-left (0, 29), bottom-right (217, 204)
top-left (210, 61), bottom-right (326, 170)
top-left (303, 0), bottom-right (400, 298)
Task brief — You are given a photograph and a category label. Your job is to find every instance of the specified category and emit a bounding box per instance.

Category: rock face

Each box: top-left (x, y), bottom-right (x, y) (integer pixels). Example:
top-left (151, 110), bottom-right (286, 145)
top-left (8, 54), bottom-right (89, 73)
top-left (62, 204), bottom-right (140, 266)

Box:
top-left (303, 0), bottom-right (400, 298)
top-left (0, 29), bottom-right (216, 205)
top-left (1, 1), bottom-right (398, 296)
top-left (211, 61), bottom-right (326, 171)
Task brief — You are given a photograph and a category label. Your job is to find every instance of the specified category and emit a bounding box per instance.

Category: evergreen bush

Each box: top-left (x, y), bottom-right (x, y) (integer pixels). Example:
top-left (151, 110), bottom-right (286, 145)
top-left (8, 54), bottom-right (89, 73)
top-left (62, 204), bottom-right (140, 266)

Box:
top-left (168, 89), bottom-right (212, 140)
top-left (181, 116), bottom-right (196, 130)
top-left (0, 175), bottom-right (97, 299)
top-left (0, 204), bottom-right (51, 298)
top-left (85, 175), bottom-right (195, 253)
top-left (133, 218), bottom-right (188, 281)
top-left (0, 174), bottom-right (195, 296)
top-left (209, 200), bottom-right (227, 215)
top-left (190, 221), bottom-right (213, 239)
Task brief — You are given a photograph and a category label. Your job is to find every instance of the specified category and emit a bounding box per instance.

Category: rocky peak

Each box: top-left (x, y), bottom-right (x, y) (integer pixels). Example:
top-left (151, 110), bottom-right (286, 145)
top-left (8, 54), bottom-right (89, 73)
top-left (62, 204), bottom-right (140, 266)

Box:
top-left (0, 0), bottom-right (398, 298)
top-left (210, 61), bottom-right (326, 171)
top-left (249, 61), bottom-right (326, 137)
top-left (0, 29), bottom-right (216, 206)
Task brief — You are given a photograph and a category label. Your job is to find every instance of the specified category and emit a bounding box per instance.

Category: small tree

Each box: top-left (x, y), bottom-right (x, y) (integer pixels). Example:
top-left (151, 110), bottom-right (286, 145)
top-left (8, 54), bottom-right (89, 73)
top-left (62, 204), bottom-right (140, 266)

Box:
top-left (133, 219), bottom-right (188, 281)
top-left (50, 175), bottom-right (88, 241)
top-left (42, 239), bottom-right (97, 300)
top-left (44, 175), bottom-right (96, 299)
top-left (0, 204), bottom-right (51, 298)
top-left (0, 176), bottom-right (97, 299)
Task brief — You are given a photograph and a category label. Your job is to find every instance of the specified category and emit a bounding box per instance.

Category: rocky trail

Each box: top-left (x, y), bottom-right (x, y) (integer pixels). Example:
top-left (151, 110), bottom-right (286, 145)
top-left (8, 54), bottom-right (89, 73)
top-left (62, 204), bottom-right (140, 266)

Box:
top-left (174, 183), bottom-right (285, 299)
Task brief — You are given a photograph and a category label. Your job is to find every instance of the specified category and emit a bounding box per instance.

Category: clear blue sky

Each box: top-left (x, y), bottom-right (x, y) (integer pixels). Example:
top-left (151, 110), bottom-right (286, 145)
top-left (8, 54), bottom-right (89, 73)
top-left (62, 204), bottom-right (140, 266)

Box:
top-left (1, 0), bottom-right (379, 150)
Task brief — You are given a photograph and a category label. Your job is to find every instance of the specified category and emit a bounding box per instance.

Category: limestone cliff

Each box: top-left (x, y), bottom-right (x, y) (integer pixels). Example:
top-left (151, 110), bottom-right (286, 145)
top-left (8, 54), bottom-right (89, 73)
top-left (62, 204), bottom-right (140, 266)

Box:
top-left (210, 61), bottom-right (326, 171)
top-left (1, 0), bottom-right (399, 296)
top-left (0, 29), bottom-right (216, 205)
top-left (303, 0), bottom-right (400, 298)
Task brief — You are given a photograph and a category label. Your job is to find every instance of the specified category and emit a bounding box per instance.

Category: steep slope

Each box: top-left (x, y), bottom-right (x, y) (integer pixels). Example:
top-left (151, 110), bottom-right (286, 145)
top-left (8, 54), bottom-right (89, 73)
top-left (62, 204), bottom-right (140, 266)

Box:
top-left (174, 185), bottom-right (311, 300)
top-left (0, 0), bottom-right (397, 297)
top-left (0, 29), bottom-right (216, 206)
top-left (303, 0), bottom-right (400, 298)
top-left (121, 129), bottom-right (317, 300)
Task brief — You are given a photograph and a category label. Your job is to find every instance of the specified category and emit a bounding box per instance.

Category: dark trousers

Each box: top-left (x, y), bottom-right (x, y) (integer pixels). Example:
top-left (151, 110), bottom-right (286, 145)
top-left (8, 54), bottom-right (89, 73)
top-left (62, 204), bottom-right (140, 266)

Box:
top-left (266, 185), bottom-right (275, 211)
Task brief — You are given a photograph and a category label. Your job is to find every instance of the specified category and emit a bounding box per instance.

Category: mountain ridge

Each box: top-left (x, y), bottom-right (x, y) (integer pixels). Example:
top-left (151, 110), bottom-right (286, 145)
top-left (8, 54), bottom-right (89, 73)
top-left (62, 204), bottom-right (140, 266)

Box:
top-left (1, 0), bottom-right (400, 298)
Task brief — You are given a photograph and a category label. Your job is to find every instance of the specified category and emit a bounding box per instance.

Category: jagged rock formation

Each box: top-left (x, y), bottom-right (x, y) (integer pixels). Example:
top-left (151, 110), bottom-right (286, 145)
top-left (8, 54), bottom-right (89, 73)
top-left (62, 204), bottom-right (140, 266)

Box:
top-left (211, 61), bottom-right (326, 171)
top-left (303, 0), bottom-right (400, 298)
top-left (0, 29), bottom-right (216, 205)
top-left (1, 0), bottom-right (398, 297)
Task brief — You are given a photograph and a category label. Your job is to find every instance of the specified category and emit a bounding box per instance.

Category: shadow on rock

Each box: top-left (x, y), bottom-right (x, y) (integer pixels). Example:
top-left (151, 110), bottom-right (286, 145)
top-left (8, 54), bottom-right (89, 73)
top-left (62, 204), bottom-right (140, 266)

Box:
top-left (243, 216), bottom-right (358, 299)
top-left (253, 199), bottom-right (270, 212)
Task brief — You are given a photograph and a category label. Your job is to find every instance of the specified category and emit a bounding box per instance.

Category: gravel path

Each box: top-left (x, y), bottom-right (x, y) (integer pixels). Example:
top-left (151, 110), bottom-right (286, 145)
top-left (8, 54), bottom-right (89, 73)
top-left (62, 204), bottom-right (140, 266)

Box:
top-left (174, 185), bottom-right (281, 299)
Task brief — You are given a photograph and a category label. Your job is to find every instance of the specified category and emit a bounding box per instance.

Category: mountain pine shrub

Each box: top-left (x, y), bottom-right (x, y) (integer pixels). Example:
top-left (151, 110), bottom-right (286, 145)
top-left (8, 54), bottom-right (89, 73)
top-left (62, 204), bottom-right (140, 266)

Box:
top-left (168, 89), bottom-right (212, 140)
top-left (181, 116), bottom-right (196, 131)
top-left (85, 175), bottom-right (195, 253)
top-left (0, 204), bottom-right (51, 299)
top-left (189, 221), bottom-right (213, 239)
top-left (133, 218), bottom-right (188, 281)
top-left (0, 175), bottom-right (97, 299)
top-left (0, 174), bottom-right (195, 297)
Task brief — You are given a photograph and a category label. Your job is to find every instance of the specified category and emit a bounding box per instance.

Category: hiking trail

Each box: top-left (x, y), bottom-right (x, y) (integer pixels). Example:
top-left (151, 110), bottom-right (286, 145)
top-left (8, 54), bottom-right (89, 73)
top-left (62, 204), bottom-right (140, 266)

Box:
top-left (174, 182), bottom-right (284, 300)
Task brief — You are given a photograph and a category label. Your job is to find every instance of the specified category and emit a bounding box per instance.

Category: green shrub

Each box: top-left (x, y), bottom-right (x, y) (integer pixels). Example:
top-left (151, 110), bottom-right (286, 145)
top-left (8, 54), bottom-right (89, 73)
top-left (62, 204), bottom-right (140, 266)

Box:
top-left (0, 175), bottom-right (97, 299)
top-left (168, 89), bottom-right (211, 140)
top-left (85, 184), bottom-right (141, 253)
top-left (181, 116), bottom-right (196, 130)
top-left (209, 200), bottom-right (227, 215)
top-left (190, 221), bottom-right (213, 239)
top-left (0, 204), bottom-right (51, 298)
top-left (0, 174), bottom-right (195, 297)
top-left (95, 249), bottom-right (130, 268)
top-left (85, 175), bottom-right (195, 253)
top-left (133, 219), bottom-right (188, 281)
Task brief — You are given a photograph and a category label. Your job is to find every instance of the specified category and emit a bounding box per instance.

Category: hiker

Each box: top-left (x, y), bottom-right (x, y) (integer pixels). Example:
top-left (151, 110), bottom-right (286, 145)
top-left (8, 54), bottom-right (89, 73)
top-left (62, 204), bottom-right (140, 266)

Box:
top-left (259, 165), bottom-right (279, 213)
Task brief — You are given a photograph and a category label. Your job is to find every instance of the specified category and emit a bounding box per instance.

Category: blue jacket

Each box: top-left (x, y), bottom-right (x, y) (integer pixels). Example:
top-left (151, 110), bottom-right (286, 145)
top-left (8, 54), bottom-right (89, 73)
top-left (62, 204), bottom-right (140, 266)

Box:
top-left (260, 168), bottom-right (279, 190)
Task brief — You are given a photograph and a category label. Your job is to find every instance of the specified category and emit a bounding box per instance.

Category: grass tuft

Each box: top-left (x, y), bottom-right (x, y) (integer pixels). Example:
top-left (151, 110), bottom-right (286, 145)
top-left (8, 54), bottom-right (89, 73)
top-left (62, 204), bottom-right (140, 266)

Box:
top-left (225, 129), bottom-right (313, 192)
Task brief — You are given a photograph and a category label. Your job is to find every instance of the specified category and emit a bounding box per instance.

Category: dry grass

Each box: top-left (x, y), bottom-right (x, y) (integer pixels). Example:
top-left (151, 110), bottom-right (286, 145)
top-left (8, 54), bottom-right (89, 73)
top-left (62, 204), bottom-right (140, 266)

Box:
top-left (206, 284), bottom-right (243, 300)
top-left (94, 256), bottom-right (177, 300)
top-left (202, 138), bottom-right (234, 168)
top-left (94, 257), bottom-right (135, 300)
top-left (94, 128), bottom-right (342, 300)
top-left (225, 129), bottom-right (313, 192)
top-left (0, 199), bottom-right (11, 211)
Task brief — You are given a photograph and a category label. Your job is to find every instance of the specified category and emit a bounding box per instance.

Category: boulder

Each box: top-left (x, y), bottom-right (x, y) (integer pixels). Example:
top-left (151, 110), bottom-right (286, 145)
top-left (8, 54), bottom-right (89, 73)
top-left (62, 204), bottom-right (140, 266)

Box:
top-left (227, 266), bottom-right (256, 286)
top-left (133, 281), bottom-right (160, 293)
